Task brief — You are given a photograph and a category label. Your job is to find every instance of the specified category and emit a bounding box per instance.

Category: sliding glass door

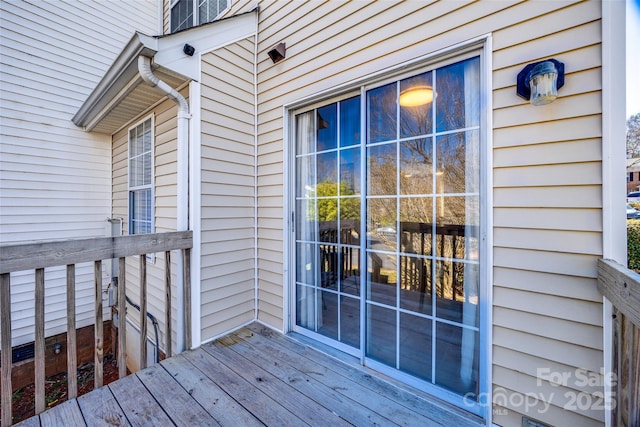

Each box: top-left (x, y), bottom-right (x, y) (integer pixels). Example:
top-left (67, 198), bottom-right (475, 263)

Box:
top-left (293, 55), bottom-right (482, 404)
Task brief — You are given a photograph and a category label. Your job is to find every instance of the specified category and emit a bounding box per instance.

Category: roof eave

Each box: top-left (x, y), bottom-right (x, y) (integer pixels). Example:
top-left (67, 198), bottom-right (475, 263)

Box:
top-left (73, 9), bottom-right (258, 134)
top-left (72, 32), bottom-right (159, 130)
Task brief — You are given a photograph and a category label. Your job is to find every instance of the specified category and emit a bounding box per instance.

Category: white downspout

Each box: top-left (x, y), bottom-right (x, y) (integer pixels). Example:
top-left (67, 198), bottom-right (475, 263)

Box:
top-left (138, 55), bottom-right (190, 352)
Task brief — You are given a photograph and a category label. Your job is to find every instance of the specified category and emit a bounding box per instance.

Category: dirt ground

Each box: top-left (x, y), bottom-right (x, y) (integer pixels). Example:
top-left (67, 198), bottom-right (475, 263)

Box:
top-left (9, 354), bottom-right (120, 425)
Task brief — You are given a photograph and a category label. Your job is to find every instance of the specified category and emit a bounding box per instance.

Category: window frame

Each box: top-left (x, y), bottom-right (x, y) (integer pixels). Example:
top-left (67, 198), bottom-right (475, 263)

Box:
top-left (128, 115), bottom-right (155, 237)
top-left (169, 0), bottom-right (230, 33)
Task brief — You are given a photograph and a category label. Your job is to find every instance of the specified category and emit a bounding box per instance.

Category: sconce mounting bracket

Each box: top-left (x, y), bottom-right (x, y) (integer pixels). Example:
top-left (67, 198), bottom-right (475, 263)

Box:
top-left (516, 58), bottom-right (564, 100)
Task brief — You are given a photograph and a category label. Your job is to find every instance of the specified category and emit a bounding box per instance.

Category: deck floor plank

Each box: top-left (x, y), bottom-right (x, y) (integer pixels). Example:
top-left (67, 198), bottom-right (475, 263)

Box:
top-left (108, 369), bottom-right (174, 427)
top-left (238, 327), bottom-right (445, 426)
top-left (182, 344), bottom-right (307, 426)
top-left (38, 398), bottom-right (85, 427)
top-left (135, 363), bottom-right (221, 427)
top-left (76, 385), bottom-right (129, 426)
top-left (160, 353), bottom-right (264, 427)
top-left (215, 332), bottom-right (396, 426)
top-left (203, 337), bottom-right (351, 427)
top-left (13, 415), bottom-right (41, 427)
top-left (246, 323), bottom-right (482, 427)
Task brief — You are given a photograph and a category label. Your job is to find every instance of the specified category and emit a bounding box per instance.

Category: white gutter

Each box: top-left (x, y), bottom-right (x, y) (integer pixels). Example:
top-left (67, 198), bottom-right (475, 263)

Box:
top-left (138, 55), bottom-right (191, 352)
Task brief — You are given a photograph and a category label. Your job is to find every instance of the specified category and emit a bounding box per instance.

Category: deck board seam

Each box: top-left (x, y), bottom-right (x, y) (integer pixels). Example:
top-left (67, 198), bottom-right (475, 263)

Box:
top-left (232, 328), bottom-right (440, 426)
top-left (201, 342), bottom-right (336, 426)
top-left (212, 330), bottom-right (403, 426)
top-left (182, 345), bottom-right (310, 426)
top-left (159, 353), bottom-right (266, 427)
top-left (246, 324), bottom-right (482, 426)
top-left (131, 369), bottom-right (177, 426)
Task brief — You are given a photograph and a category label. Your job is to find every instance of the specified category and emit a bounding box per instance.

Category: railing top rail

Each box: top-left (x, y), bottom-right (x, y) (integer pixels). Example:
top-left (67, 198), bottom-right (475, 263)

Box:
top-left (0, 231), bottom-right (193, 274)
top-left (597, 258), bottom-right (640, 328)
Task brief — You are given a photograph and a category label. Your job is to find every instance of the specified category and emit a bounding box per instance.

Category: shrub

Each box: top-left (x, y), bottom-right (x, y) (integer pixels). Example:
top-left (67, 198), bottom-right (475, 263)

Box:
top-left (628, 219), bottom-right (640, 270)
top-left (630, 201), bottom-right (640, 210)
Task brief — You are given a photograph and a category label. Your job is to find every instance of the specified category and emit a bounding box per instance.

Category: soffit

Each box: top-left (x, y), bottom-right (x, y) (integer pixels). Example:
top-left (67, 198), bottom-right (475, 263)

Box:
top-left (73, 9), bottom-right (257, 135)
top-left (86, 67), bottom-right (187, 134)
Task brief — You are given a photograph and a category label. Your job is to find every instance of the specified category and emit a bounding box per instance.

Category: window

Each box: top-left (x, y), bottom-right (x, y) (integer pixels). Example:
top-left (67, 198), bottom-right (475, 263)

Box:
top-left (292, 54), bottom-right (484, 409)
top-left (630, 172), bottom-right (635, 182)
top-left (129, 117), bottom-right (153, 235)
top-left (170, 0), bottom-right (229, 33)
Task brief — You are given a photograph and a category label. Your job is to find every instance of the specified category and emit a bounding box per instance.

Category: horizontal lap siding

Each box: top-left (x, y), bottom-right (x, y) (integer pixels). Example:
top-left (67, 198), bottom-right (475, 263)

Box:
top-left (0, 0), bottom-right (157, 347)
top-left (112, 95), bottom-right (181, 356)
top-left (255, 0), bottom-right (604, 425)
top-left (199, 39), bottom-right (256, 341)
top-left (491, 0), bottom-right (604, 425)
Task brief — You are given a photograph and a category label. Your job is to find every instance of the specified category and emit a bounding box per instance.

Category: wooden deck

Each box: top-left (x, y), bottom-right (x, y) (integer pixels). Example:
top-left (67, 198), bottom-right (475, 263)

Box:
top-left (16, 323), bottom-right (483, 427)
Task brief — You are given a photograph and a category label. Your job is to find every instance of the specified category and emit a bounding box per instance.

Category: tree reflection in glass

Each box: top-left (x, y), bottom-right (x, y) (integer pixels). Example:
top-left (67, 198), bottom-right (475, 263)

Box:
top-left (400, 138), bottom-right (433, 195)
top-left (368, 83), bottom-right (397, 144)
top-left (367, 143), bottom-right (396, 196)
top-left (436, 131), bottom-right (479, 195)
top-left (436, 58), bottom-right (480, 132)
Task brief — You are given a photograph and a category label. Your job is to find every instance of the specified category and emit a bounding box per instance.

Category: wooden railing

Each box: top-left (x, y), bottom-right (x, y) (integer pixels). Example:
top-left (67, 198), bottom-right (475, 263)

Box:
top-left (0, 231), bottom-right (192, 426)
top-left (597, 259), bottom-right (640, 427)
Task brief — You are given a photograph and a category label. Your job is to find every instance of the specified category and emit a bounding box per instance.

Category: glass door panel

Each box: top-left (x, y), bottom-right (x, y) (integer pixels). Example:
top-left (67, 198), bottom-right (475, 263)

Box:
top-left (295, 97), bottom-right (362, 349)
top-left (364, 56), bottom-right (480, 398)
top-left (294, 55), bottom-right (482, 404)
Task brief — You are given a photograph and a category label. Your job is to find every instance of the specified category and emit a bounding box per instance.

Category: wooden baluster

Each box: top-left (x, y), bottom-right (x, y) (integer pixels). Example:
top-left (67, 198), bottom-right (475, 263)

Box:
top-left (66, 264), bottom-right (78, 399)
top-left (619, 312), bottom-right (640, 425)
top-left (139, 255), bottom-right (147, 369)
top-left (94, 261), bottom-right (103, 388)
top-left (35, 268), bottom-right (45, 414)
top-left (1, 273), bottom-right (13, 427)
top-left (118, 257), bottom-right (127, 378)
top-left (165, 251), bottom-right (172, 358)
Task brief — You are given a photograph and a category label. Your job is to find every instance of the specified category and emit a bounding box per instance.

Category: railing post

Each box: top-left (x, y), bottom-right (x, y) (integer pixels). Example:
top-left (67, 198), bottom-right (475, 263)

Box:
top-left (598, 259), bottom-right (640, 425)
top-left (34, 268), bottom-right (45, 415)
top-left (1, 273), bottom-right (13, 427)
top-left (94, 261), bottom-right (103, 389)
top-left (66, 264), bottom-right (78, 399)
top-left (139, 255), bottom-right (147, 370)
top-left (118, 257), bottom-right (127, 379)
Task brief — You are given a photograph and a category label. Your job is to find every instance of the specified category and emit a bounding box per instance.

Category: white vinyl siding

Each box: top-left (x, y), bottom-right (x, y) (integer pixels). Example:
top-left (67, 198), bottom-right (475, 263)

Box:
top-left (254, 0), bottom-right (604, 425)
top-left (219, 0), bottom-right (254, 19)
top-left (490, 1), bottom-right (604, 423)
top-left (0, 0), bottom-right (157, 347)
top-left (199, 38), bottom-right (256, 341)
